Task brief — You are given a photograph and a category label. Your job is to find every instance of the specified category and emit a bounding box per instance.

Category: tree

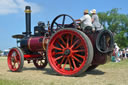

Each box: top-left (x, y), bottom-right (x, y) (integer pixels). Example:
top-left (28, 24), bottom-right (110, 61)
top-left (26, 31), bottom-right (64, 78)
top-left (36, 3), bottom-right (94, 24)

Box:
top-left (98, 8), bottom-right (128, 49)
top-left (0, 50), bottom-right (2, 54)
top-left (98, 12), bottom-right (108, 29)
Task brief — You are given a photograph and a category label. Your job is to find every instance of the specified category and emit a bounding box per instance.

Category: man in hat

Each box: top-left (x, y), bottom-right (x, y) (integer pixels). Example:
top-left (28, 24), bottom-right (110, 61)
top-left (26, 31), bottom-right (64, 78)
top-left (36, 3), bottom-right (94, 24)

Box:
top-left (75, 9), bottom-right (92, 31)
top-left (90, 9), bottom-right (103, 31)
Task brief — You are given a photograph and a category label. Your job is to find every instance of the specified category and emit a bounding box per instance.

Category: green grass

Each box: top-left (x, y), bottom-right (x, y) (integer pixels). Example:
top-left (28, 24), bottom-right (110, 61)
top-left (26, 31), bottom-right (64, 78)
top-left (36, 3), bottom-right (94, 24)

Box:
top-left (0, 79), bottom-right (23, 85)
top-left (1, 57), bottom-right (128, 85)
top-left (100, 59), bottom-right (128, 68)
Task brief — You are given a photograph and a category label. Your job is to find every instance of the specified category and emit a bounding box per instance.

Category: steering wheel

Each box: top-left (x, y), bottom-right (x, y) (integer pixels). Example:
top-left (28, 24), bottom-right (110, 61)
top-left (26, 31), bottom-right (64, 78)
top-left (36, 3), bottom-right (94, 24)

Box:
top-left (50, 14), bottom-right (77, 34)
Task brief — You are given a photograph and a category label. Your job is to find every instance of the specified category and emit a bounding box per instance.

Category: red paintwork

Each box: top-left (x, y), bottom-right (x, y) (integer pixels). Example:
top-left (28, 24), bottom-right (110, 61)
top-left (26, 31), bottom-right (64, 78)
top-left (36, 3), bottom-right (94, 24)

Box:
top-left (24, 54), bottom-right (41, 58)
top-left (7, 48), bottom-right (21, 71)
top-left (28, 36), bottom-right (49, 52)
top-left (47, 29), bottom-right (88, 75)
top-left (28, 36), bottom-right (44, 51)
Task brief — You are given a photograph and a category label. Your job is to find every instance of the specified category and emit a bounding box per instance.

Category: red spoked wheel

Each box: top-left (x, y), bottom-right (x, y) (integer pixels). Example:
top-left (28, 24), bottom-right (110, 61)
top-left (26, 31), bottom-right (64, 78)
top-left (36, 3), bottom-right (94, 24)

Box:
top-left (47, 28), bottom-right (94, 76)
top-left (7, 47), bottom-right (24, 72)
top-left (33, 56), bottom-right (47, 69)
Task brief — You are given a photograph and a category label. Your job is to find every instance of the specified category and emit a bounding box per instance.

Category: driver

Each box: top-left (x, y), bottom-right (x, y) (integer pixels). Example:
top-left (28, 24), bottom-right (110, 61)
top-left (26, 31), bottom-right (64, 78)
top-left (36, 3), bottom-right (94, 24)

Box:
top-left (75, 9), bottom-right (92, 31)
top-left (90, 9), bottom-right (103, 31)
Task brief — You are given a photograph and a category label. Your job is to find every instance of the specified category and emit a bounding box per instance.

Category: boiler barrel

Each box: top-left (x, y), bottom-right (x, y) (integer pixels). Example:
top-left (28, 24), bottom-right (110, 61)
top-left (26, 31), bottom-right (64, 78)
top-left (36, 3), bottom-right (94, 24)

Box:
top-left (20, 36), bottom-right (49, 52)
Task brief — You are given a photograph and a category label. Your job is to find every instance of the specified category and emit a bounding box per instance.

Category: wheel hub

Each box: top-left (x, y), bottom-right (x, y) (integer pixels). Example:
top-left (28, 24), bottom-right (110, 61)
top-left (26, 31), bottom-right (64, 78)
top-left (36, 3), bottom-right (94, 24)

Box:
top-left (11, 57), bottom-right (15, 62)
top-left (64, 49), bottom-right (70, 55)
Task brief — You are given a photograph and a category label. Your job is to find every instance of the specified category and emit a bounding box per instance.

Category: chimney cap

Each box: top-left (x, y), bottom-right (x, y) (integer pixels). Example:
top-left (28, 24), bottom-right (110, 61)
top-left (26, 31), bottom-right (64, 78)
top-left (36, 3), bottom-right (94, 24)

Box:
top-left (25, 6), bottom-right (31, 10)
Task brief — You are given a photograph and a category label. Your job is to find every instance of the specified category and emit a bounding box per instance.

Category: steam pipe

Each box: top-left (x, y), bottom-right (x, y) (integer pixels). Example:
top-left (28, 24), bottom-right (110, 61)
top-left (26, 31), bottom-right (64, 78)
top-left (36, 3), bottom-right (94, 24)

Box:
top-left (24, 6), bottom-right (31, 37)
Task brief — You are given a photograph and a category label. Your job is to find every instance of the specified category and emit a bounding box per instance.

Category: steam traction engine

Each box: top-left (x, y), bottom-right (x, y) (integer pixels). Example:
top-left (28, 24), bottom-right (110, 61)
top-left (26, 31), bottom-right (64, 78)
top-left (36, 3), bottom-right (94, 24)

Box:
top-left (7, 6), bottom-right (114, 76)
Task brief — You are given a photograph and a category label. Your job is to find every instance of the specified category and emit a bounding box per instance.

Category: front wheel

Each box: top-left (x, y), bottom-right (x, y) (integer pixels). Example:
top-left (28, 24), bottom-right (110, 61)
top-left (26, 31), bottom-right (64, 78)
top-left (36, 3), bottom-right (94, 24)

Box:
top-left (7, 47), bottom-right (24, 72)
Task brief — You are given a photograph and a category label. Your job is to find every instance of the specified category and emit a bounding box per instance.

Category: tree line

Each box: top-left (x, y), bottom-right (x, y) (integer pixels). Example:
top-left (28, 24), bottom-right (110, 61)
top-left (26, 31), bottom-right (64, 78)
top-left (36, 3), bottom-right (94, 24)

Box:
top-left (97, 8), bottom-right (128, 49)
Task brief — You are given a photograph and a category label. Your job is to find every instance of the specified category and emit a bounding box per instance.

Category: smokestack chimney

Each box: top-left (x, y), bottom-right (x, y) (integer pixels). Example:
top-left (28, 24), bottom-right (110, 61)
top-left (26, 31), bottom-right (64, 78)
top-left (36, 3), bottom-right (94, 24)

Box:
top-left (24, 6), bottom-right (31, 37)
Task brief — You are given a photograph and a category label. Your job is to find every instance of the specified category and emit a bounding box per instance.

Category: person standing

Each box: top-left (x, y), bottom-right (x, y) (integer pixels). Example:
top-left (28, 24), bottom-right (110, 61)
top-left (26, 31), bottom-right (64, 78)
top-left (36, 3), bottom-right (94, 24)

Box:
top-left (75, 9), bottom-right (92, 31)
top-left (90, 9), bottom-right (103, 31)
top-left (122, 49), bottom-right (126, 59)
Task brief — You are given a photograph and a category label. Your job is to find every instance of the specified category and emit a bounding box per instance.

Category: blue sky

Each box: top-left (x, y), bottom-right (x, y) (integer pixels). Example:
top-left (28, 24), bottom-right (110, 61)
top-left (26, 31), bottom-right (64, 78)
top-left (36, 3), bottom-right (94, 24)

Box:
top-left (0, 0), bottom-right (128, 50)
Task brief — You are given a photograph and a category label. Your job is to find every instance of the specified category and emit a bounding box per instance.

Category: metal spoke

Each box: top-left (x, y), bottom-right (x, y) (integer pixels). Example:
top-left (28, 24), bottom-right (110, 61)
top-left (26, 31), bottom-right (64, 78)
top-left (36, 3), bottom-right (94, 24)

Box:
top-left (14, 55), bottom-right (18, 62)
top-left (55, 56), bottom-right (63, 61)
top-left (59, 37), bottom-right (66, 46)
top-left (71, 40), bottom-right (79, 48)
top-left (74, 43), bottom-right (82, 50)
top-left (68, 57), bottom-right (73, 70)
top-left (17, 61), bottom-right (20, 66)
top-left (74, 54), bottom-right (85, 59)
top-left (72, 49), bottom-right (85, 53)
top-left (60, 56), bottom-right (66, 66)
top-left (55, 52), bottom-right (64, 55)
top-left (40, 61), bottom-right (44, 66)
top-left (66, 34), bottom-right (69, 48)
top-left (71, 58), bottom-right (77, 69)
top-left (12, 62), bottom-right (16, 69)
top-left (70, 34), bottom-right (74, 46)
top-left (62, 15), bottom-right (66, 27)
top-left (56, 40), bottom-right (65, 49)
top-left (72, 55), bottom-right (82, 63)
top-left (52, 45), bottom-right (63, 51)
top-left (62, 58), bottom-right (68, 69)
top-left (55, 22), bottom-right (63, 28)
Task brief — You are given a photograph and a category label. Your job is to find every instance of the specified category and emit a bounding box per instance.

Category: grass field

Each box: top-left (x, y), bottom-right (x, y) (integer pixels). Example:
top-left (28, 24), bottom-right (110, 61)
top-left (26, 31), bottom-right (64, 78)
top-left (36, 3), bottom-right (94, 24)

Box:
top-left (0, 57), bottom-right (128, 85)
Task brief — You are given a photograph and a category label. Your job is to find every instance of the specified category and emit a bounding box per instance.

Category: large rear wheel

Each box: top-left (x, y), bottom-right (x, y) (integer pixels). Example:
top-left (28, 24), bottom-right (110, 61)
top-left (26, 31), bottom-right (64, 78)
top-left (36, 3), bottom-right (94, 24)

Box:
top-left (47, 28), bottom-right (94, 76)
top-left (7, 47), bottom-right (24, 72)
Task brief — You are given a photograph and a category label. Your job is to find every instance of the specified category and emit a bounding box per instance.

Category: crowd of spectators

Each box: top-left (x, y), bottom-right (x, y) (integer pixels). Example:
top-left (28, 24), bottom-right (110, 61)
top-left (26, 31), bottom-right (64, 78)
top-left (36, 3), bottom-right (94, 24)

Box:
top-left (112, 43), bottom-right (128, 62)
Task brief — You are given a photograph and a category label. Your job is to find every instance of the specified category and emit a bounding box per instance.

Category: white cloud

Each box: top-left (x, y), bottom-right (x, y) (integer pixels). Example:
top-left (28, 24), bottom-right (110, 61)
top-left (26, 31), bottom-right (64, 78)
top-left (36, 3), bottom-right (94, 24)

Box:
top-left (0, 0), bottom-right (41, 15)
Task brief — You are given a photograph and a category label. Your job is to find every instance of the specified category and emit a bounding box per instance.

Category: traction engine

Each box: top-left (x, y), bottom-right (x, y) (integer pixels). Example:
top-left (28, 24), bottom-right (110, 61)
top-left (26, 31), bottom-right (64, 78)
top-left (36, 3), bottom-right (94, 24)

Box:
top-left (7, 6), bottom-right (114, 76)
